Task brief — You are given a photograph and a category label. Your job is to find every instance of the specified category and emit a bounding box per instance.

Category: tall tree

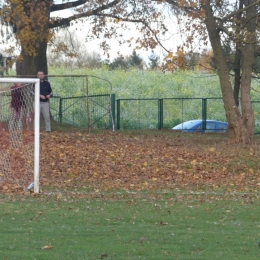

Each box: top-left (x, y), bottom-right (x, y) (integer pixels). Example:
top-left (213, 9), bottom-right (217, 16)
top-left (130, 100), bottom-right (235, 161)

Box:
top-left (47, 29), bottom-right (102, 69)
top-left (148, 51), bottom-right (160, 70)
top-left (0, 0), bottom-right (166, 76)
top-left (109, 55), bottom-right (130, 70)
top-left (108, 51), bottom-right (144, 70)
top-left (162, 0), bottom-right (259, 144)
top-left (129, 50), bottom-right (143, 69)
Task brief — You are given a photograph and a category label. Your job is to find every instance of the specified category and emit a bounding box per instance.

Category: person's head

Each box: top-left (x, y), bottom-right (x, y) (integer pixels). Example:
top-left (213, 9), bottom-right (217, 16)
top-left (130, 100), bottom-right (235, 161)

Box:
top-left (15, 83), bottom-right (22, 87)
top-left (37, 71), bottom-right (45, 81)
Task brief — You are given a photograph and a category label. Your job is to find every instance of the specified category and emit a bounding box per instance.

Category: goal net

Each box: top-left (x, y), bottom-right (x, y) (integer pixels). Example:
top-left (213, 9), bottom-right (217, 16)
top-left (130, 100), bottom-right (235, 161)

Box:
top-left (0, 78), bottom-right (40, 193)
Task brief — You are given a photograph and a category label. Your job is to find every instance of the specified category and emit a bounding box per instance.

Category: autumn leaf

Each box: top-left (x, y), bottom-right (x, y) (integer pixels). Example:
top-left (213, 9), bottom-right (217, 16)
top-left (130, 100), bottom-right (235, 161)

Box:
top-left (140, 236), bottom-right (146, 243)
top-left (42, 245), bottom-right (54, 249)
top-left (1, 131), bottom-right (260, 193)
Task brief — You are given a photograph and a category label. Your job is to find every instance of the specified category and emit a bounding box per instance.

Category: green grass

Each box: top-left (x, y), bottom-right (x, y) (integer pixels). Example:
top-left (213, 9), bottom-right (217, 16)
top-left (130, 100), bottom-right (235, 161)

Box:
top-left (1, 190), bottom-right (260, 259)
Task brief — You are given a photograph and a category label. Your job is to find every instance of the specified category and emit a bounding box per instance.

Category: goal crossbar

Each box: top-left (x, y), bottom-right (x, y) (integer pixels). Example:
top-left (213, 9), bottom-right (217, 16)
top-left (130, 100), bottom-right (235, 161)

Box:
top-left (0, 78), bottom-right (40, 193)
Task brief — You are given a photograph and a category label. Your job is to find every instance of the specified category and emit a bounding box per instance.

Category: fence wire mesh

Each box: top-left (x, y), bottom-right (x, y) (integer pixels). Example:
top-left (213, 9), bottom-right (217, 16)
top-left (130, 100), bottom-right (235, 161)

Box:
top-left (252, 101), bottom-right (260, 133)
top-left (206, 98), bottom-right (226, 122)
top-left (47, 75), bottom-right (113, 131)
top-left (1, 75), bottom-right (260, 134)
top-left (117, 99), bottom-right (159, 129)
top-left (116, 98), bottom-right (229, 131)
top-left (51, 94), bottom-right (112, 129)
top-left (163, 98), bottom-right (203, 129)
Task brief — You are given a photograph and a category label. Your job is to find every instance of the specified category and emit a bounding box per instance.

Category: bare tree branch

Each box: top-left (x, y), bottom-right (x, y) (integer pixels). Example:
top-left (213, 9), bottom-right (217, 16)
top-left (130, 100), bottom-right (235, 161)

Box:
top-left (49, 0), bottom-right (121, 28)
top-left (221, 0), bottom-right (260, 22)
top-left (51, 0), bottom-right (88, 12)
top-left (99, 14), bottom-right (170, 53)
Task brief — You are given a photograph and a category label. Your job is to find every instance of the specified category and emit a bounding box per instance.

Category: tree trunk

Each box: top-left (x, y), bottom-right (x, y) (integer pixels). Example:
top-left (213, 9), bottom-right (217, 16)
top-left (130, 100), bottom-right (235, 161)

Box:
top-left (233, 0), bottom-right (243, 107)
top-left (11, 0), bottom-right (51, 77)
top-left (233, 47), bottom-right (241, 107)
top-left (204, 1), bottom-right (256, 144)
top-left (239, 0), bottom-right (256, 144)
top-left (204, 1), bottom-right (246, 143)
top-left (16, 41), bottom-right (48, 77)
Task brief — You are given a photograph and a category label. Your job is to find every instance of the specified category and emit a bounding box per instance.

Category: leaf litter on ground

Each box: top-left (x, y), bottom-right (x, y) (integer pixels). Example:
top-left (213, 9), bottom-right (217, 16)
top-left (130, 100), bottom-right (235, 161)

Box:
top-left (1, 130), bottom-right (260, 194)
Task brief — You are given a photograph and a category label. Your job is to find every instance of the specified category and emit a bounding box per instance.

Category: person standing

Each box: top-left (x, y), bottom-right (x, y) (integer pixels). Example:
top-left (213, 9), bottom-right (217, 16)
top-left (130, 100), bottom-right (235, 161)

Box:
top-left (37, 71), bottom-right (53, 132)
top-left (9, 83), bottom-right (23, 132)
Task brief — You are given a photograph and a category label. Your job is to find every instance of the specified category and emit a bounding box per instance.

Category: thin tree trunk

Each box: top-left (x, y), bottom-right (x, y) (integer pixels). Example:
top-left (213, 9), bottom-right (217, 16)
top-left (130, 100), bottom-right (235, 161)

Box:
top-left (239, 0), bottom-right (256, 143)
top-left (204, 0), bottom-right (245, 143)
top-left (233, 0), bottom-right (243, 107)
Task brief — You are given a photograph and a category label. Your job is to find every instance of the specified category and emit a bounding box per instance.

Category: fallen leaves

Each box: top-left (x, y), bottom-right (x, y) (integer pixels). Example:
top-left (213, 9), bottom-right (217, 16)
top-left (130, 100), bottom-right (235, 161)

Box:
top-left (1, 131), bottom-right (260, 193)
top-left (42, 245), bottom-right (54, 249)
top-left (140, 236), bottom-right (146, 243)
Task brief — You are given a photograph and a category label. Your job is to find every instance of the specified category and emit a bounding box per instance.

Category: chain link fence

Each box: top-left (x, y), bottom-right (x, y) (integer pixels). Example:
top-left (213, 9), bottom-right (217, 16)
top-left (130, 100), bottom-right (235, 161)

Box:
top-left (0, 75), bottom-right (115, 132)
top-left (1, 74), bottom-right (260, 133)
top-left (116, 98), bottom-right (260, 134)
top-left (51, 94), bottom-right (114, 130)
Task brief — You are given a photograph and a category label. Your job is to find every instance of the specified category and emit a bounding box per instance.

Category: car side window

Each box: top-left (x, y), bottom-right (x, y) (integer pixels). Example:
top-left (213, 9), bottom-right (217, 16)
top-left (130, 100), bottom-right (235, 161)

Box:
top-left (206, 122), bottom-right (216, 132)
top-left (195, 124), bottom-right (202, 130)
top-left (218, 123), bottom-right (227, 130)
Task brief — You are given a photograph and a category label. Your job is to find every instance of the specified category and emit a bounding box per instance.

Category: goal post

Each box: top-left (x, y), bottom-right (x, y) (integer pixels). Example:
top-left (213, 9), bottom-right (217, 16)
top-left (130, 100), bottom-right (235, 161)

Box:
top-left (0, 78), bottom-right (40, 193)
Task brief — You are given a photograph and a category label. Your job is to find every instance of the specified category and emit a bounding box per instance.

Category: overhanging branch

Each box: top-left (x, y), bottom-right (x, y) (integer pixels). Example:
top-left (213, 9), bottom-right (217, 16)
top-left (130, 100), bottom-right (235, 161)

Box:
top-left (49, 0), bottom-right (121, 28)
top-left (51, 0), bottom-right (88, 12)
top-left (99, 14), bottom-right (170, 53)
top-left (220, 0), bottom-right (260, 22)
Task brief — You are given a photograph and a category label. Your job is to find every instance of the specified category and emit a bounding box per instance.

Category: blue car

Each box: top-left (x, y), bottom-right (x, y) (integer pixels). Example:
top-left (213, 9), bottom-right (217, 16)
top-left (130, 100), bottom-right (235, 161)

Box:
top-left (172, 120), bottom-right (228, 133)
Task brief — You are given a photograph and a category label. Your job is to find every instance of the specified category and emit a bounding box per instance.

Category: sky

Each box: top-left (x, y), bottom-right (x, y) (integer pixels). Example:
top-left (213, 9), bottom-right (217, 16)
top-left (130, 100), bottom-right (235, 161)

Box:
top-left (51, 1), bottom-right (185, 64)
top-left (0, 0), bottom-right (194, 65)
top-left (64, 22), bottom-right (183, 64)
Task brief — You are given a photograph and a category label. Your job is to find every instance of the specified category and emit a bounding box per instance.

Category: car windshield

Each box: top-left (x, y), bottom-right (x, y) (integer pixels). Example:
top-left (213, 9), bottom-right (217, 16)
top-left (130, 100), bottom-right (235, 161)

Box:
top-left (174, 121), bottom-right (200, 129)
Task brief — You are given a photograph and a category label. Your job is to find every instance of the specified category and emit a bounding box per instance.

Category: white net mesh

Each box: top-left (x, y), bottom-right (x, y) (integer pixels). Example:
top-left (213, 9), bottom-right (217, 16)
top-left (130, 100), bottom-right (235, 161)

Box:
top-left (0, 82), bottom-right (35, 189)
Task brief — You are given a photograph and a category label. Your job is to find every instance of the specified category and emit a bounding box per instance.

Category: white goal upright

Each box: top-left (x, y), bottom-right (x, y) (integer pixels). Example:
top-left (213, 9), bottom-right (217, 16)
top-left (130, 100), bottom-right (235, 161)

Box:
top-left (0, 78), bottom-right (40, 193)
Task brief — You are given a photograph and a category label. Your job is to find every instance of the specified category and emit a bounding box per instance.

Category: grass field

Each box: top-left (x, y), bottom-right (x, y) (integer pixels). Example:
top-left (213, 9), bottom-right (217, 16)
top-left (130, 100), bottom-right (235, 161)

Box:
top-left (1, 190), bottom-right (260, 259)
top-left (1, 130), bottom-right (260, 259)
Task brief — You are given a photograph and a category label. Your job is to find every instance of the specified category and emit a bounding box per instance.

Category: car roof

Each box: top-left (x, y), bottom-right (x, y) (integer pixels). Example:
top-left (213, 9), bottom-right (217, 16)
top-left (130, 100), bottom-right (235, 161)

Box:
top-left (176, 120), bottom-right (227, 124)
top-left (172, 120), bottom-right (227, 130)
top-left (180, 120), bottom-right (226, 123)
top-left (173, 120), bottom-right (201, 129)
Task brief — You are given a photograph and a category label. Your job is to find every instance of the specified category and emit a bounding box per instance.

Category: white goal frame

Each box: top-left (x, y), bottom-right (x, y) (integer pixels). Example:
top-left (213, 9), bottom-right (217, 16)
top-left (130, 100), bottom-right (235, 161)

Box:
top-left (0, 78), bottom-right (40, 193)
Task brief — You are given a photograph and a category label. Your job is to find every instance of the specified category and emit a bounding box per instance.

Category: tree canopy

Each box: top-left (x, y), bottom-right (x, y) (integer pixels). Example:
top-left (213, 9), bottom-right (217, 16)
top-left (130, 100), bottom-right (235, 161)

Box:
top-left (0, 0), bottom-right (168, 75)
top-left (156, 0), bottom-right (260, 144)
top-left (47, 29), bottom-right (103, 69)
top-left (108, 50), bottom-right (144, 70)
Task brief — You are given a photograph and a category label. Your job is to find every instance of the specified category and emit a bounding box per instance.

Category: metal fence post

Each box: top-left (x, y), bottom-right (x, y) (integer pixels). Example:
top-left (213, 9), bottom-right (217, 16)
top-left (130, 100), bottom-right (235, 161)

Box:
top-left (86, 76), bottom-right (90, 133)
top-left (158, 99), bottom-right (163, 130)
top-left (110, 94), bottom-right (116, 130)
top-left (117, 99), bottom-right (120, 130)
top-left (59, 97), bottom-right (63, 123)
top-left (202, 98), bottom-right (207, 130)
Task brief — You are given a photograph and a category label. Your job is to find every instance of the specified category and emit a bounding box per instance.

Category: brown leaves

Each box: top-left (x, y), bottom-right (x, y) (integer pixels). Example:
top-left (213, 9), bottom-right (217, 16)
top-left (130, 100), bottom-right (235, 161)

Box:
top-left (161, 48), bottom-right (186, 72)
top-left (42, 245), bottom-right (54, 249)
top-left (140, 236), bottom-right (146, 243)
top-left (36, 131), bottom-right (260, 192)
top-left (2, 131), bottom-right (260, 193)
